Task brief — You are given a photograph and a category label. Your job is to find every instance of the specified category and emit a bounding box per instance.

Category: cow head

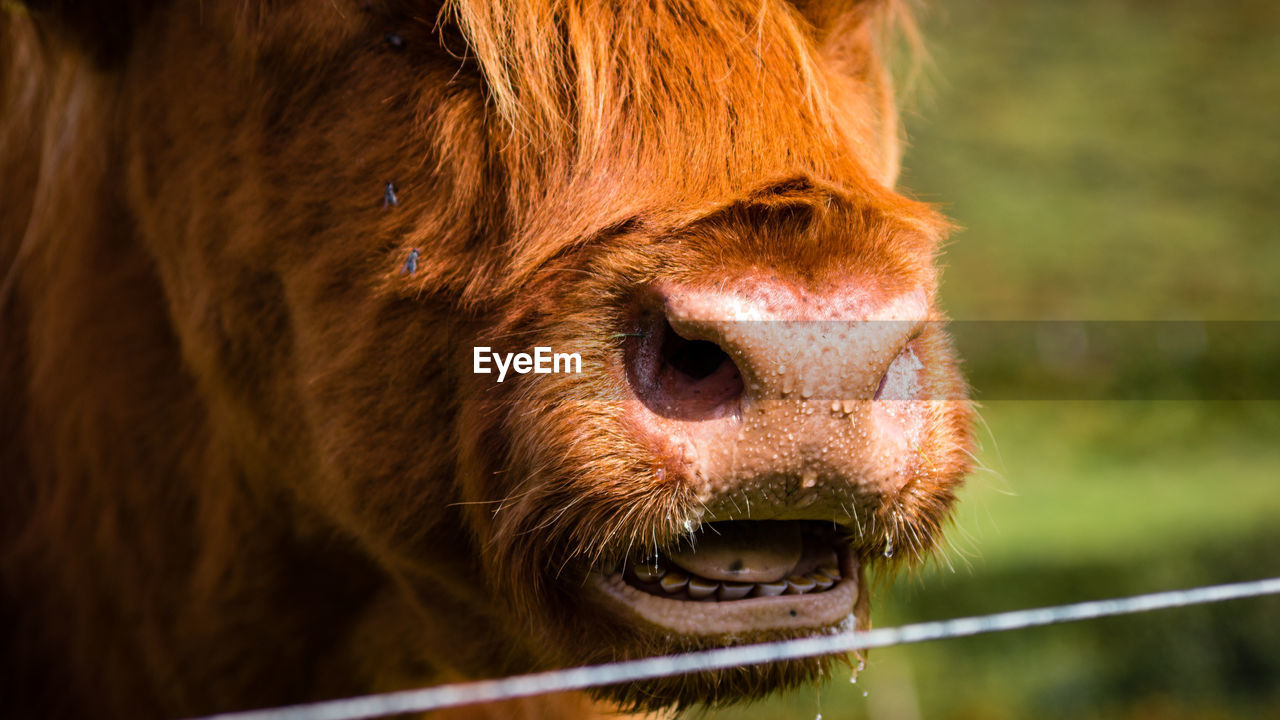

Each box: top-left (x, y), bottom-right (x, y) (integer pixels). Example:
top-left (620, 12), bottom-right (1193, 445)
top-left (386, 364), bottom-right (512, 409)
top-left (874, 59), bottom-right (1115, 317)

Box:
top-left (11, 0), bottom-right (972, 711)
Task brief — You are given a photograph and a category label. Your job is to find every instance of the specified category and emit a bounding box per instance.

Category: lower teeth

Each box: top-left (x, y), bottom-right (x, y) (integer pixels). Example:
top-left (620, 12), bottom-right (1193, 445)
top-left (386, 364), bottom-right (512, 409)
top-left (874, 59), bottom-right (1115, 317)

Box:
top-left (621, 562), bottom-right (842, 601)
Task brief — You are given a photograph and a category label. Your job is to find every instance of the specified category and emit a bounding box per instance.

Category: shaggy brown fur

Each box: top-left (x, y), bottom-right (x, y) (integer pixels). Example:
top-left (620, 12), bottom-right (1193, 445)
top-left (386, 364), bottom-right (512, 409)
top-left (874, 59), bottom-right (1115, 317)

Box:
top-left (1, 0), bottom-right (972, 718)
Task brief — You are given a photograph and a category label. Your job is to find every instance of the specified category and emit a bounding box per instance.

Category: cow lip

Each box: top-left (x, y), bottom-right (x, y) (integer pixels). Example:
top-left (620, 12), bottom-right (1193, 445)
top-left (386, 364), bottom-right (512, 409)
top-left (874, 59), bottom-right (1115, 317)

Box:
top-left (589, 521), bottom-right (859, 636)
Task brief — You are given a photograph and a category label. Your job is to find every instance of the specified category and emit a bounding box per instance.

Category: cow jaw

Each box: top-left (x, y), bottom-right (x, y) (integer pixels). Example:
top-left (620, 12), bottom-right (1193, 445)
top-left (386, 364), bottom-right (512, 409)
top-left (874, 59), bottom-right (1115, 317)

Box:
top-left (590, 521), bottom-right (859, 635)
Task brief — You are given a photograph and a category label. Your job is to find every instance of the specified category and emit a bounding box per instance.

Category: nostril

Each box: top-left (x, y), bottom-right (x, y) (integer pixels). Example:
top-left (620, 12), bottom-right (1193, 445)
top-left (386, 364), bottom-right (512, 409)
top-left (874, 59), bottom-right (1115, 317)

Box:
top-left (873, 371), bottom-right (888, 401)
top-left (625, 313), bottom-right (744, 420)
top-left (660, 317), bottom-right (731, 381)
top-left (875, 342), bottom-right (924, 401)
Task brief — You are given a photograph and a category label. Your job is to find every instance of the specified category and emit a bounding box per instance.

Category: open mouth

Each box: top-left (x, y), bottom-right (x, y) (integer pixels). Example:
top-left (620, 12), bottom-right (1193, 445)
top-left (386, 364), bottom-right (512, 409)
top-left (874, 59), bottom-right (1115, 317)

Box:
top-left (591, 520), bottom-right (859, 636)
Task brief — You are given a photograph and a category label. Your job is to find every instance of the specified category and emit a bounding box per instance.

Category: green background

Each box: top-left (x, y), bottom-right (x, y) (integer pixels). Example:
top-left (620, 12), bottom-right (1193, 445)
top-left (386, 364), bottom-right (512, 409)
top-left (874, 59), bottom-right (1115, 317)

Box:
top-left (690, 1), bottom-right (1280, 718)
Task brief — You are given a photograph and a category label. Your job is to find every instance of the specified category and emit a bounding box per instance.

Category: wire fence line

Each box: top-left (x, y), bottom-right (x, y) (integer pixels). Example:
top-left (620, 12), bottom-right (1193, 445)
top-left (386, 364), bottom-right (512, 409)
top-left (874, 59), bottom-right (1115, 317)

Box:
top-left (190, 576), bottom-right (1280, 720)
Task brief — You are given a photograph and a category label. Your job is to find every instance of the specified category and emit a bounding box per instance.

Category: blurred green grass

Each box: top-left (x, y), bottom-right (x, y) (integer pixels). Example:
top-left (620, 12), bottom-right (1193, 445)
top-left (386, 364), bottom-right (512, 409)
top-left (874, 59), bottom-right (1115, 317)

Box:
top-left (685, 1), bottom-right (1280, 718)
top-left (903, 0), bottom-right (1280, 321)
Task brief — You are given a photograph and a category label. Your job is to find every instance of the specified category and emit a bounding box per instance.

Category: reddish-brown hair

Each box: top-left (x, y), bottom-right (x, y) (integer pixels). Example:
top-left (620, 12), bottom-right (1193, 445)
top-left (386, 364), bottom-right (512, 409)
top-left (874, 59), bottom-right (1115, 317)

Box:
top-left (2, 1), bottom-right (970, 717)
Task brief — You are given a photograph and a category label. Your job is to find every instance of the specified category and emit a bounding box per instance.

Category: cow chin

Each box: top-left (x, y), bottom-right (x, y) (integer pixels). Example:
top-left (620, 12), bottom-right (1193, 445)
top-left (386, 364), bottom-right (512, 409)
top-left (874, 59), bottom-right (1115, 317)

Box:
top-left (476, 436), bottom-right (906, 708)
top-left (519, 510), bottom-right (877, 710)
top-left (583, 524), bottom-right (869, 709)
